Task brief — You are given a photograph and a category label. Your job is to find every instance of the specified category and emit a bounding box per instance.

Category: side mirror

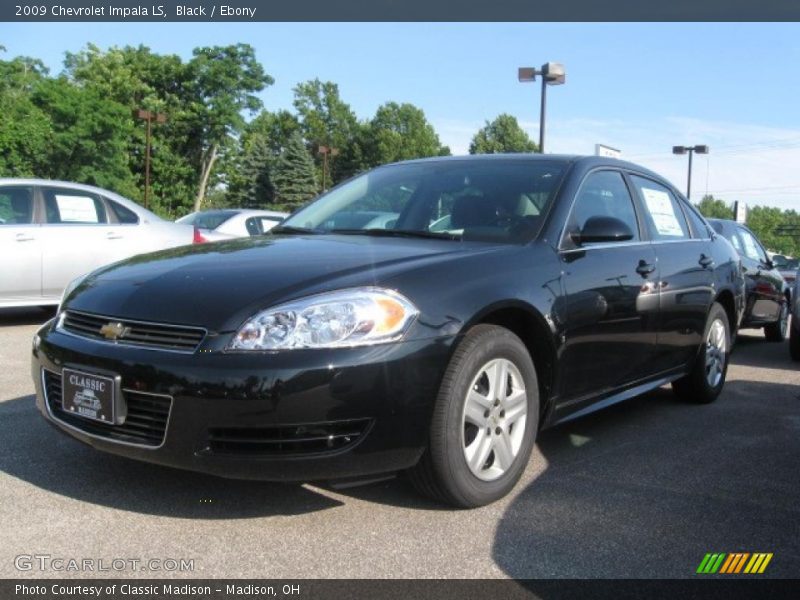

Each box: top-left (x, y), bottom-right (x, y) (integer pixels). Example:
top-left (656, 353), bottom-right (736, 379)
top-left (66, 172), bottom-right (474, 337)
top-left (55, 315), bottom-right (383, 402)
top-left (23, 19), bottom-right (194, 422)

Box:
top-left (573, 216), bottom-right (635, 245)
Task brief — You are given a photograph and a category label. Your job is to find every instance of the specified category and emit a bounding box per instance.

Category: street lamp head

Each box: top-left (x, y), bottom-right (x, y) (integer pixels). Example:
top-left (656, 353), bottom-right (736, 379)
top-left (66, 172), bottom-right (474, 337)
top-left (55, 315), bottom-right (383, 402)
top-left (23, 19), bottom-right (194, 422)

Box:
top-left (694, 145), bottom-right (709, 154)
top-left (518, 67), bottom-right (537, 82)
top-left (672, 146), bottom-right (688, 155)
top-left (543, 62), bottom-right (565, 85)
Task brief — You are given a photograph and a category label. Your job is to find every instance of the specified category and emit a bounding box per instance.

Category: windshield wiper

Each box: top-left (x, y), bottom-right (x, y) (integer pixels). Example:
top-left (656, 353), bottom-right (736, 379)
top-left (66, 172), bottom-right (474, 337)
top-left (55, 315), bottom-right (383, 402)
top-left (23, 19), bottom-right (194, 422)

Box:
top-left (270, 225), bottom-right (323, 235)
top-left (330, 228), bottom-right (462, 241)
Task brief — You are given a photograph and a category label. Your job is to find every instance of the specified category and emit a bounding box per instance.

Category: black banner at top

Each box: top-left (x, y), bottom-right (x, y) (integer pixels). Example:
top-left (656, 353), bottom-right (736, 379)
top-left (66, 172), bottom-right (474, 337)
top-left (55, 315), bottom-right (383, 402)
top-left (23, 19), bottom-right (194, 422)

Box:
top-left (2, 0), bottom-right (800, 22)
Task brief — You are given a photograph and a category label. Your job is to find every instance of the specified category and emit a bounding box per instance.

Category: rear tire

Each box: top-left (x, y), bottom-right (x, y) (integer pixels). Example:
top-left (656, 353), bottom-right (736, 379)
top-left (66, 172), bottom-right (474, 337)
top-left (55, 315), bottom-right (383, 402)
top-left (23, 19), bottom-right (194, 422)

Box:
top-left (408, 324), bottom-right (539, 508)
top-left (764, 301), bottom-right (789, 342)
top-left (790, 318), bottom-right (800, 362)
top-left (672, 302), bottom-right (730, 404)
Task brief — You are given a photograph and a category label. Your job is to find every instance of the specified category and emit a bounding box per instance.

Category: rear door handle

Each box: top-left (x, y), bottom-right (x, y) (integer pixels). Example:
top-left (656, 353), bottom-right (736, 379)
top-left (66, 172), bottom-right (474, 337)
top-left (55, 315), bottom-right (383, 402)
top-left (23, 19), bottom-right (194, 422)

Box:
top-left (15, 233), bottom-right (35, 242)
top-left (106, 232), bottom-right (123, 240)
top-left (699, 254), bottom-right (715, 268)
top-left (636, 260), bottom-right (656, 276)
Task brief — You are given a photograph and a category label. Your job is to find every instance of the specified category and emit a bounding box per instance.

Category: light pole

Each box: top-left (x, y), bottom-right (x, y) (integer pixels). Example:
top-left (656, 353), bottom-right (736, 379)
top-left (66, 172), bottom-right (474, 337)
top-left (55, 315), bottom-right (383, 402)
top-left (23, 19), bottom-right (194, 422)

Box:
top-left (518, 62), bottom-right (566, 153)
top-left (317, 145), bottom-right (339, 192)
top-left (133, 109), bottom-right (167, 209)
top-left (672, 144), bottom-right (709, 199)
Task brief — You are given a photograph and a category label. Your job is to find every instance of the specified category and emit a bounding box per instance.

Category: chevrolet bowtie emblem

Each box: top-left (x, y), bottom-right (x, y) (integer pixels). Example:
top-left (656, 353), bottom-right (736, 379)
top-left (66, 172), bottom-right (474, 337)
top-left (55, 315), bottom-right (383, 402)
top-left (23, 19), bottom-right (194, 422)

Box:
top-left (99, 322), bottom-right (129, 340)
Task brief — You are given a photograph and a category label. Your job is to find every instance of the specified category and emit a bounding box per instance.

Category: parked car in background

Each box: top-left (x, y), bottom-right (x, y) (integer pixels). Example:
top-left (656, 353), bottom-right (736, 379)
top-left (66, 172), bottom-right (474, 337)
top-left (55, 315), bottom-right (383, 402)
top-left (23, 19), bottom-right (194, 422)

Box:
top-left (34, 155), bottom-right (744, 507)
top-left (771, 255), bottom-right (798, 286)
top-left (708, 219), bottom-right (790, 341)
top-left (176, 209), bottom-right (287, 242)
top-left (0, 179), bottom-right (194, 308)
top-left (791, 276), bottom-right (800, 361)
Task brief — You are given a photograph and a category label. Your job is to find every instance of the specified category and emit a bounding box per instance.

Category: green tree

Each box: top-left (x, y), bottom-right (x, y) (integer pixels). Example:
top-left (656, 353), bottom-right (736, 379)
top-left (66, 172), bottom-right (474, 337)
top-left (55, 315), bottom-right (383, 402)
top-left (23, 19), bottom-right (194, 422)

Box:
top-left (695, 195), bottom-right (734, 219)
top-left (293, 79), bottom-right (359, 185)
top-left (271, 132), bottom-right (318, 210)
top-left (64, 43), bottom-right (274, 213)
top-left (186, 44), bottom-right (273, 210)
top-left (364, 102), bottom-right (450, 165)
top-left (0, 54), bottom-right (52, 177)
top-left (226, 110), bottom-right (302, 208)
top-left (469, 114), bottom-right (538, 154)
top-left (32, 77), bottom-right (136, 197)
top-left (227, 135), bottom-right (274, 208)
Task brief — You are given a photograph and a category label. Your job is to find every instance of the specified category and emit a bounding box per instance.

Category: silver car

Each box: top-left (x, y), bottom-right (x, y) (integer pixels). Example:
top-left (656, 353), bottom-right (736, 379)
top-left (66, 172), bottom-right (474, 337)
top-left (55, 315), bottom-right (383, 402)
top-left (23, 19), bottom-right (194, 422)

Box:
top-left (176, 209), bottom-right (287, 242)
top-left (0, 179), bottom-right (194, 308)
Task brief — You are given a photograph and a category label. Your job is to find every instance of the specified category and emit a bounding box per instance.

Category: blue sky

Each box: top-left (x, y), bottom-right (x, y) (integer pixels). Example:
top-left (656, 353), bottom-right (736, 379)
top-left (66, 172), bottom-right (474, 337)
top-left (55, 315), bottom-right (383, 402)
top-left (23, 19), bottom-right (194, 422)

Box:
top-left (2, 22), bottom-right (799, 209)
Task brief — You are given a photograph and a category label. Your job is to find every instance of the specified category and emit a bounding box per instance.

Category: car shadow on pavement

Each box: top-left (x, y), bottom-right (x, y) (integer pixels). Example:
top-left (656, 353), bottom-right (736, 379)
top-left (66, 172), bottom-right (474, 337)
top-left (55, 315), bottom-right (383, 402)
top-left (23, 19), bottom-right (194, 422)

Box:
top-left (730, 333), bottom-right (795, 371)
top-left (0, 394), bottom-right (343, 518)
top-left (0, 307), bottom-right (56, 327)
top-left (492, 380), bottom-right (800, 578)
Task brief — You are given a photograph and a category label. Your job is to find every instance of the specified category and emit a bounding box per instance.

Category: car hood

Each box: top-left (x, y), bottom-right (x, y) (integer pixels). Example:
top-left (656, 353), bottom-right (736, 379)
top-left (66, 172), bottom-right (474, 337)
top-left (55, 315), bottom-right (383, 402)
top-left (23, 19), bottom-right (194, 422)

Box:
top-left (65, 234), bottom-right (503, 331)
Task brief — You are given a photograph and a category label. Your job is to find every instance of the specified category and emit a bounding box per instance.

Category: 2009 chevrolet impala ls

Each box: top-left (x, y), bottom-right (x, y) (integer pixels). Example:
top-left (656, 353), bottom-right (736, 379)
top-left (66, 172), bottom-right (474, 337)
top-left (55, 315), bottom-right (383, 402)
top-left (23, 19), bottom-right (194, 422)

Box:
top-left (32, 155), bottom-right (745, 507)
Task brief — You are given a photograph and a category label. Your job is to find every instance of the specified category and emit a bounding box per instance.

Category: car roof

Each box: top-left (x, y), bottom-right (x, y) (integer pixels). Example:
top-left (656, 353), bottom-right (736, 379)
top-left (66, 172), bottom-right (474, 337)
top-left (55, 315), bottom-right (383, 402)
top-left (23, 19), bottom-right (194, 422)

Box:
top-left (380, 154), bottom-right (669, 182)
top-left (0, 178), bottom-right (161, 221)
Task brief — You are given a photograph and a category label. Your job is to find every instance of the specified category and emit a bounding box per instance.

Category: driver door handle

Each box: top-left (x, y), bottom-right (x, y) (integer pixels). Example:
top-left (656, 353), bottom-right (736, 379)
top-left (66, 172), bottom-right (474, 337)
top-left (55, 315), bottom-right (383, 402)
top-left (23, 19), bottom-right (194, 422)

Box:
top-left (15, 233), bottom-right (35, 242)
top-left (636, 260), bottom-right (656, 276)
top-left (106, 232), bottom-right (123, 240)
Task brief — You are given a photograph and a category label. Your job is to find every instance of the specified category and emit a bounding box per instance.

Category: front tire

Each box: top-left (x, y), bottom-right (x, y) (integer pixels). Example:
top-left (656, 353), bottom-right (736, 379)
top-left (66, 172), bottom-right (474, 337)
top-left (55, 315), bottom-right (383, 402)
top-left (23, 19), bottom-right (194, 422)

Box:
top-left (672, 302), bottom-right (730, 404)
top-left (765, 301), bottom-right (789, 342)
top-left (409, 325), bottom-right (539, 508)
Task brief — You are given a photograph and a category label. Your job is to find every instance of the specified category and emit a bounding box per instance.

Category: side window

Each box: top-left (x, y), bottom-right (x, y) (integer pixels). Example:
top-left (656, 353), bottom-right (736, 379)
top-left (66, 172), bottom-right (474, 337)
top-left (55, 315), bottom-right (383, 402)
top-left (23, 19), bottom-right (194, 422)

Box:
top-left (107, 199), bottom-right (139, 224)
top-left (738, 228), bottom-right (768, 263)
top-left (681, 200), bottom-right (711, 239)
top-left (728, 230), bottom-right (743, 253)
top-left (0, 186), bottom-right (35, 225)
top-left (245, 217), bottom-right (262, 236)
top-left (568, 170), bottom-right (640, 241)
top-left (630, 176), bottom-right (690, 241)
top-left (43, 188), bottom-right (107, 224)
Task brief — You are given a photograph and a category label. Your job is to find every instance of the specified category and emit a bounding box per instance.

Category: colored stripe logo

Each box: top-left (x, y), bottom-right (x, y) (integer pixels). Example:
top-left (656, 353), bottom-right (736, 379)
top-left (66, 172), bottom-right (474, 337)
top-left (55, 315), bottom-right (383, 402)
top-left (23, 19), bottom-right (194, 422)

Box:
top-left (697, 553), bottom-right (773, 574)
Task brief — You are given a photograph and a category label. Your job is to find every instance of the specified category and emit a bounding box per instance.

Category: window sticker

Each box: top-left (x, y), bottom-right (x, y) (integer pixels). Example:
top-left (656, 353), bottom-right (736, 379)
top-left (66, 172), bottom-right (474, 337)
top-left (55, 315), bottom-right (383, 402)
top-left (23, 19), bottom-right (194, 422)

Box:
top-left (641, 187), bottom-right (683, 237)
top-left (55, 195), bottom-right (98, 223)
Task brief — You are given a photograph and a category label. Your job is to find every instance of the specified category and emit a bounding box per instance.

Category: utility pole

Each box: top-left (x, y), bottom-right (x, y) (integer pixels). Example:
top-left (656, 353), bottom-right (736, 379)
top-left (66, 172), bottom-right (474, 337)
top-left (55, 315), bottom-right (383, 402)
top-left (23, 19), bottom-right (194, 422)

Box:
top-left (133, 109), bottom-right (167, 209)
top-left (317, 145), bottom-right (340, 192)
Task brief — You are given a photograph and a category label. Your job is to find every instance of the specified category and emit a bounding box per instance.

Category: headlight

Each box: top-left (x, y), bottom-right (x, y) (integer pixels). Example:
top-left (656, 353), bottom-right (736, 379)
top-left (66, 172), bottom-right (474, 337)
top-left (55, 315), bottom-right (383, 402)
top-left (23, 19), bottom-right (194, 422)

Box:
top-left (229, 288), bottom-right (419, 350)
top-left (58, 273), bottom-right (89, 314)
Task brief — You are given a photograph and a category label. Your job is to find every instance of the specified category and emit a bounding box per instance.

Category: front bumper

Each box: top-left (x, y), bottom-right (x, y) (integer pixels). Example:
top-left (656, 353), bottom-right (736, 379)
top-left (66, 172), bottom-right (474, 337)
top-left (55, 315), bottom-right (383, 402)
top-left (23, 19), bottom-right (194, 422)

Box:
top-left (32, 321), bottom-right (455, 481)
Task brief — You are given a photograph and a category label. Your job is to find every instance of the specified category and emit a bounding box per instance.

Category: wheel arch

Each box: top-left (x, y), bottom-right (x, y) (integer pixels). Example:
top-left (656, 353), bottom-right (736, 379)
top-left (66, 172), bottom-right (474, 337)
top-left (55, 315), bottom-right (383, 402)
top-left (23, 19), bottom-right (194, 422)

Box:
top-left (714, 288), bottom-right (738, 336)
top-left (462, 301), bottom-right (559, 427)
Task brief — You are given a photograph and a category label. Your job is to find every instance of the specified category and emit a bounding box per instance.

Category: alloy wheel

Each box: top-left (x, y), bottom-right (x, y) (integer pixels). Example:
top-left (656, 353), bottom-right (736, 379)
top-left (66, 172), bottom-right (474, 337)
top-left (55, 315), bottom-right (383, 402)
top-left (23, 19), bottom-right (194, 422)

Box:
top-left (705, 318), bottom-right (727, 388)
top-left (461, 358), bottom-right (528, 481)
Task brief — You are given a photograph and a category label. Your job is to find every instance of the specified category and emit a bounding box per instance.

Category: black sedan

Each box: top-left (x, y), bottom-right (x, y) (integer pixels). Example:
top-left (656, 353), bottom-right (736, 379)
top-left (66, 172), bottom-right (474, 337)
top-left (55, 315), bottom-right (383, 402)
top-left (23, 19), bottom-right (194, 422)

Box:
top-left (32, 155), bottom-right (744, 508)
top-left (707, 219), bottom-right (790, 342)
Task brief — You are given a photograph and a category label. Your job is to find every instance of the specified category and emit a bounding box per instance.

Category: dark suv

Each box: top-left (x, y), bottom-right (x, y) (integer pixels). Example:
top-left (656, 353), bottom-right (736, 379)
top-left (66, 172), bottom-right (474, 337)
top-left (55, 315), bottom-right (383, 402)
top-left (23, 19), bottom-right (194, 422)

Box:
top-left (33, 155), bottom-right (745, 507)
top-left (707, 219), bottom-right (790, 342)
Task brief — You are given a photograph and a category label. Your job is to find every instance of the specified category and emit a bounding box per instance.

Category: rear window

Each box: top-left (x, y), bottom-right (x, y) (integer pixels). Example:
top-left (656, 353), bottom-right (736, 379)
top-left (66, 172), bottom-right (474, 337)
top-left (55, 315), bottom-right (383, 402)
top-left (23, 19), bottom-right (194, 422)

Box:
top-left (108, 199), bottom-right (139, 224)
top-left (0, 186), bottom-right (34, 225)
top-left (177, 210), bottom-right (238, 230)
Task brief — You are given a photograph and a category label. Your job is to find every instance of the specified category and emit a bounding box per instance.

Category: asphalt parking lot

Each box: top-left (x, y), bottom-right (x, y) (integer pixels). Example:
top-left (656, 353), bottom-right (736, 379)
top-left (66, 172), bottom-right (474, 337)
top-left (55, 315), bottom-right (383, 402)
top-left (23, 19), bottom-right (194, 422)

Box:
top-left (1, 307), bottom-right (798, 579)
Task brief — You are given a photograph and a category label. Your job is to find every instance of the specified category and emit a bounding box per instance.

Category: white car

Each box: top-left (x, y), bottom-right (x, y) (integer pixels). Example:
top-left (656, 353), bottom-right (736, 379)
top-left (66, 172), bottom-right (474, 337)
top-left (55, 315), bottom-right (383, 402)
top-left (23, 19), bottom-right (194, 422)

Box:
top-left (176, 209), bottom-right (287, 242)
top-left (0, 179), bottom-right (194, 308)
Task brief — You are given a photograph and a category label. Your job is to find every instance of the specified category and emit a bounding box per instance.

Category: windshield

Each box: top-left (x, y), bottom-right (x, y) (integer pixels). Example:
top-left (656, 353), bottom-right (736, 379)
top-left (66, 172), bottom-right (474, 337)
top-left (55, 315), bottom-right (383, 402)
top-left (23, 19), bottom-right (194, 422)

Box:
top-left (278, 159), bottom-right (566, 244)
top-left (177, 210), bottom-right (238, 230)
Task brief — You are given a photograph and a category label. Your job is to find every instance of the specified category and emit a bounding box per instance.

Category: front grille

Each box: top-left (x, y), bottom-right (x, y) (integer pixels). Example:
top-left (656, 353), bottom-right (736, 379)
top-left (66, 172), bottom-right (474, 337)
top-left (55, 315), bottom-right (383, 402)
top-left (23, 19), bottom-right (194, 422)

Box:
top-left (43, 369), bottom-right (171, 447)
top-left (60, 311), bottom-right (206, 353)
top-left (207, 419), bottom-right (372, 456)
